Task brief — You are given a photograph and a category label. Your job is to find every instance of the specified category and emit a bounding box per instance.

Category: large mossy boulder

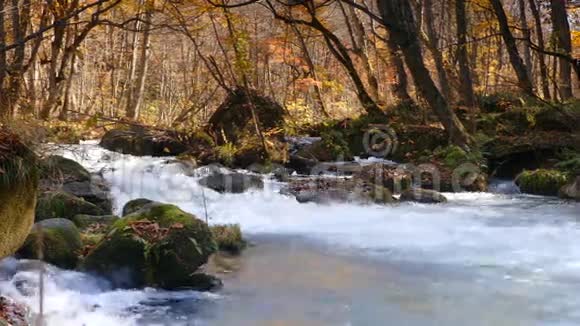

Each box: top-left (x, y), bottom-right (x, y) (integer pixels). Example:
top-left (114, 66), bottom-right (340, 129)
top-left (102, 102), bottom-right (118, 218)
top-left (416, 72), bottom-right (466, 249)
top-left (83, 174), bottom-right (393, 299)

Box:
top-left (356, 163), bottom-right (412, 193)
top-left (83, 202), bottom-right (217, 289)
top-left (41, 155), bottom-right (90, 184)
top-left (515, 169), bottom-right (569, 197)
top-left (0, 128), bottom-right (38, 260)
top-left (100, 127), bottom-right (186, 157)
top-left (72, 214), bottom-right (119, 231)
top-left (17, 218), bottom-right (82, 269)
top-left (199, 172), bottom-right (264, 193)
top-left (560, 176), bottom-right (580, 201)
top-left (36, 191), bottom-right (104, 221)
top-left (208, 88), bottom-right (285, 145)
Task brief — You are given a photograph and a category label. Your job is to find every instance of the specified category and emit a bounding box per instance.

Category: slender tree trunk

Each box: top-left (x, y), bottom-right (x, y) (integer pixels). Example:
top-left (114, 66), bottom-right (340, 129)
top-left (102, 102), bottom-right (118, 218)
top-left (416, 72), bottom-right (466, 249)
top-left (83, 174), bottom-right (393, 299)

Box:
top-left (518, 0), bottom-right (532, 79)
top-left (126, 7), bottom-right (152, 120)
top-left (489, 0), bottom-right (534, 95)
top-left (377, 0), bottom-right (472, 147)
top-left (423, 0), bottom-right (451, 101)
top-left (455, 0), bottom-right (476, 108)
top-left (386, 36), bottom-right (413, 104)
top-left (528, 0), bottom-right (551, 99)
top-left (549, 0), bottom-right (573, 99)
top-left (125, 8), bottom-right (143, 119)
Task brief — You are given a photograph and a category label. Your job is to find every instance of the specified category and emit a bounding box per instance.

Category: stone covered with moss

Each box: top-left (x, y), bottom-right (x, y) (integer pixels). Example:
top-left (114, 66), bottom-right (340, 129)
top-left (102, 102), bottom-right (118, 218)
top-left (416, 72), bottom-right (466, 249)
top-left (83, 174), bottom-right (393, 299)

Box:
top-left (122, 198), bottom-right (154, 216)
top-left (36, 191), bottom-right (104, 221)
top-left (17, 218), bottom-right (82, 269)
top-left (211, 224), bottom-right (246, 255)
top-left (0, 128), bottom-right (38, 260)
top-left (559, 176), bottom-right (580, 201)
top-left (83, 202), bottom-right (217, 289)
top-left (515, 169), bottom-right (569, 197)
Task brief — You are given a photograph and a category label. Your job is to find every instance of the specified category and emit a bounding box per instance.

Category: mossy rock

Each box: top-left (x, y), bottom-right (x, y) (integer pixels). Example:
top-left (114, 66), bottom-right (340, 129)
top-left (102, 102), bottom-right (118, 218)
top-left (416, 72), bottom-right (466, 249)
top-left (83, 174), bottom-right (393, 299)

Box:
top-left (17, 218), bottom-right (82, 269)
top-left (40, 155), bottom-right (91, 184)
top-left (0, 130), bottom-right (38, 260)
top-left (208, 88), bottom-right (285, 145)
top-left (199, 172), bottom-right (263, 193)
top-left (356, 163), bottom-right (412, 193)
top-left (36, 191), bottom-right (104, 221)
top-left (72, 214), bottom-right (119, 231)
top-left (400, 188), bottom-right (448, 204)
top-left (211, 224), bottom-right (246, 255)
top-left (83, 203), bottom-right (217, 289)
top-left (289, 177), bottom-right (395, 205)
top-left (515, 169), bottom-right (569, 197)
top-left (122, 198), bottom-right (154, 216)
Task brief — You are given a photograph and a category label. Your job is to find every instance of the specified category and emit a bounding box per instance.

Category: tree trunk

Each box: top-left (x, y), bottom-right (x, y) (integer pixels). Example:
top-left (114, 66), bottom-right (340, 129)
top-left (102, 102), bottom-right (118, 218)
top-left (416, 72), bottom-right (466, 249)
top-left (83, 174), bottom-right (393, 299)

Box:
top-left (377, 0), bottom-right (472, 148)
top-left (126, 7), bottom-right (152, 120)
top-left (528, 0), bottom-right (551, 99)
top-left (489, 0), bottom-right (534, 95)
top-left (455, 0), bottom-right (476, 108)
top-left (517, 0), bottom-right (532, 79)
top-left (549, 0), bottom-right (573, 99)
top-left (385, 36), bottom-right (413, 104)
top-left (423, 0), bottom-right (452, 101)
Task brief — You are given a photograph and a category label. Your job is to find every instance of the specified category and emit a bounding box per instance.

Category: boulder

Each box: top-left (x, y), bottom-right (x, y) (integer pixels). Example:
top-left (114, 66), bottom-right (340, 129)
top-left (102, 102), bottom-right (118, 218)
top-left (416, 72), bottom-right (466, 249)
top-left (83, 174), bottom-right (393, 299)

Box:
top-left (515, 169), bottom-right (569, 197)
top-left (17, 218), bottom-right (82, 269)
top-left (122, 198), bottom-right (154, 216)
top-left (560, 176), bottom-right (580, 201)
top-left (356, 163), bottom-right (412, 193)
top-left (40, 155), bottom-right (113, 214)
top-left (83, 202), bottom-right (217, 290)
top-left (100, 128), bottom-right (186, 157)
top-left (41, 155), bottom-right (91, 184)
top-left (0, 130), bottom-right (38, 260)
top-left (36, 191), bottom-right (104, 221)
top-left (208, 88), bottom-right (285, 145)
top-left (288, 177), bottom-right (394, 205)
top-left (72, 214), bottom-right (119, 231)
top-left (399, 188), bottom-right (448, 204)
top-left (211, 224), bottom-right (246, 255)
top-left (199, 172), bottom-right (263, 193)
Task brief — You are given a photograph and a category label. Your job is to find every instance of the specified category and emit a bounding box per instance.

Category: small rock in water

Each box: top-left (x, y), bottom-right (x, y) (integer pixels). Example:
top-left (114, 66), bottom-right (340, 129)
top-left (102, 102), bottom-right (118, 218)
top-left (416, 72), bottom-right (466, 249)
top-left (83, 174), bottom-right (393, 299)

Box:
top-left (399, 188), bottom-right (447, 204)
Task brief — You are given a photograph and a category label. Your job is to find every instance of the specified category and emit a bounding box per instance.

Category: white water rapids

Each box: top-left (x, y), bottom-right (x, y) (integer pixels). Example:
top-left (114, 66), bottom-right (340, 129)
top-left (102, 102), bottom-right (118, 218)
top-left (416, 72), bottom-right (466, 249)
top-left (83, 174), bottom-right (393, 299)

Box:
top-left (1, 142), bottom-right (580, 325)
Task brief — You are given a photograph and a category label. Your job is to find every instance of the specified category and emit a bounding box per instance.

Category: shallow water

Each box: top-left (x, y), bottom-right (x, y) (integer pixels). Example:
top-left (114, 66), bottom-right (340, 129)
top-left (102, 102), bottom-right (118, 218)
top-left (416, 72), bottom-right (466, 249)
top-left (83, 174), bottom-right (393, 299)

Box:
top-left (1, 143), bottom-right (580, 325)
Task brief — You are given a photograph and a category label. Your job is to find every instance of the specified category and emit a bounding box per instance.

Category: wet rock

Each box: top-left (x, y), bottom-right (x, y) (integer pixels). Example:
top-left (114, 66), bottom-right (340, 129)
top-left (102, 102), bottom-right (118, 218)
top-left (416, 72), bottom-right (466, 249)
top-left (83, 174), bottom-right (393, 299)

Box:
top-left (122, 198), bottom-right (154, 216)
top-left (17, 218), bottom-right (82, 269)
top-left (36, 191), bottom-right (104, 221)
top-left (356, 163), bottom-right (412, 193)
top-left (287, 177), bottom-right (395, 205)
top-left (40, 156), bottom-right (113, 214)
top-left (560, 176), bottom-right (580, 201)
top-left (84, 202), bottom-right (217, 290)
top-left (399, 188), bottom-right (448, 204)
top-left (199, 172), bottom-right (263, 193)
top-left (100, 128), bottom-right (186, 157)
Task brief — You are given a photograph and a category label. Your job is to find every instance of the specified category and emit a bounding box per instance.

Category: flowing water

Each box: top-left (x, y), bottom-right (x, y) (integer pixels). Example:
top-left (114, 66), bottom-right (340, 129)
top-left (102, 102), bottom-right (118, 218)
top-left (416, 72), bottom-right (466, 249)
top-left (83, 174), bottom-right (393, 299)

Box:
top-left (1, 143), bottom-right (580, 325)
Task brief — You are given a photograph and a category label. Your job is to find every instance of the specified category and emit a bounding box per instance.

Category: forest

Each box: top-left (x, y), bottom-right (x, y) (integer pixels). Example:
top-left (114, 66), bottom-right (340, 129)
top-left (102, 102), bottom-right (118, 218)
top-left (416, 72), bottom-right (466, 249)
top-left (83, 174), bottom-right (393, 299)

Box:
top-left (0, 0), bottom-right (580, 325)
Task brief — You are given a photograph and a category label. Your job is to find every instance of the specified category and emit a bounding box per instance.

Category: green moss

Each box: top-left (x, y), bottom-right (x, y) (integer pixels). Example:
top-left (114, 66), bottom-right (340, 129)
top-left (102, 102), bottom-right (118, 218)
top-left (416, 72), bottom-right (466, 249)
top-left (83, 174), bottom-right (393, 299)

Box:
top-left (36, 191), bottom-right (104, 221)
top-left (211, 224), bottom-right (246, 254)
top-left (516, 169), bottom-right (569, 196)
top-left (434, 145), bottom-right (485, 169)
top-left (18, 219), bottom-right (82, 269)
top-left (122, 198), bottom-right (153, 216)
top-left (84, 203), bottom-right (217, 289)
top-left (41, 155), bottom-right (90, 183)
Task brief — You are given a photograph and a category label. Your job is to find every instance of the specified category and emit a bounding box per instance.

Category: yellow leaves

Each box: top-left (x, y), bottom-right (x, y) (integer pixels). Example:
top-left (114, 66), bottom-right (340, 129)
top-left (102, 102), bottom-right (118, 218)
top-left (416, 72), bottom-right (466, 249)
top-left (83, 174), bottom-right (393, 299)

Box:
top-left (572, 31), bottom-right (580, 56)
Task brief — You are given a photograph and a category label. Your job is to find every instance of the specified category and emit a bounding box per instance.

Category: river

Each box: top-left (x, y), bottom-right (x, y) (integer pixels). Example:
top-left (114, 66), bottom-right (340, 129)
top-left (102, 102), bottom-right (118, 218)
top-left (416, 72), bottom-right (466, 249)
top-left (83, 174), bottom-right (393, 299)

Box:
top-left (1, 143), bottom-right (580, 325)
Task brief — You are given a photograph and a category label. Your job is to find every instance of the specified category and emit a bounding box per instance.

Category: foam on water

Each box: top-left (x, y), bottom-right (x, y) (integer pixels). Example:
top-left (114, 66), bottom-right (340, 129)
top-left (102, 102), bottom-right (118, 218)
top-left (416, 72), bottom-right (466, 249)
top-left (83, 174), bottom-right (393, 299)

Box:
top-left (1, 143), bottom-right (579, 325)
